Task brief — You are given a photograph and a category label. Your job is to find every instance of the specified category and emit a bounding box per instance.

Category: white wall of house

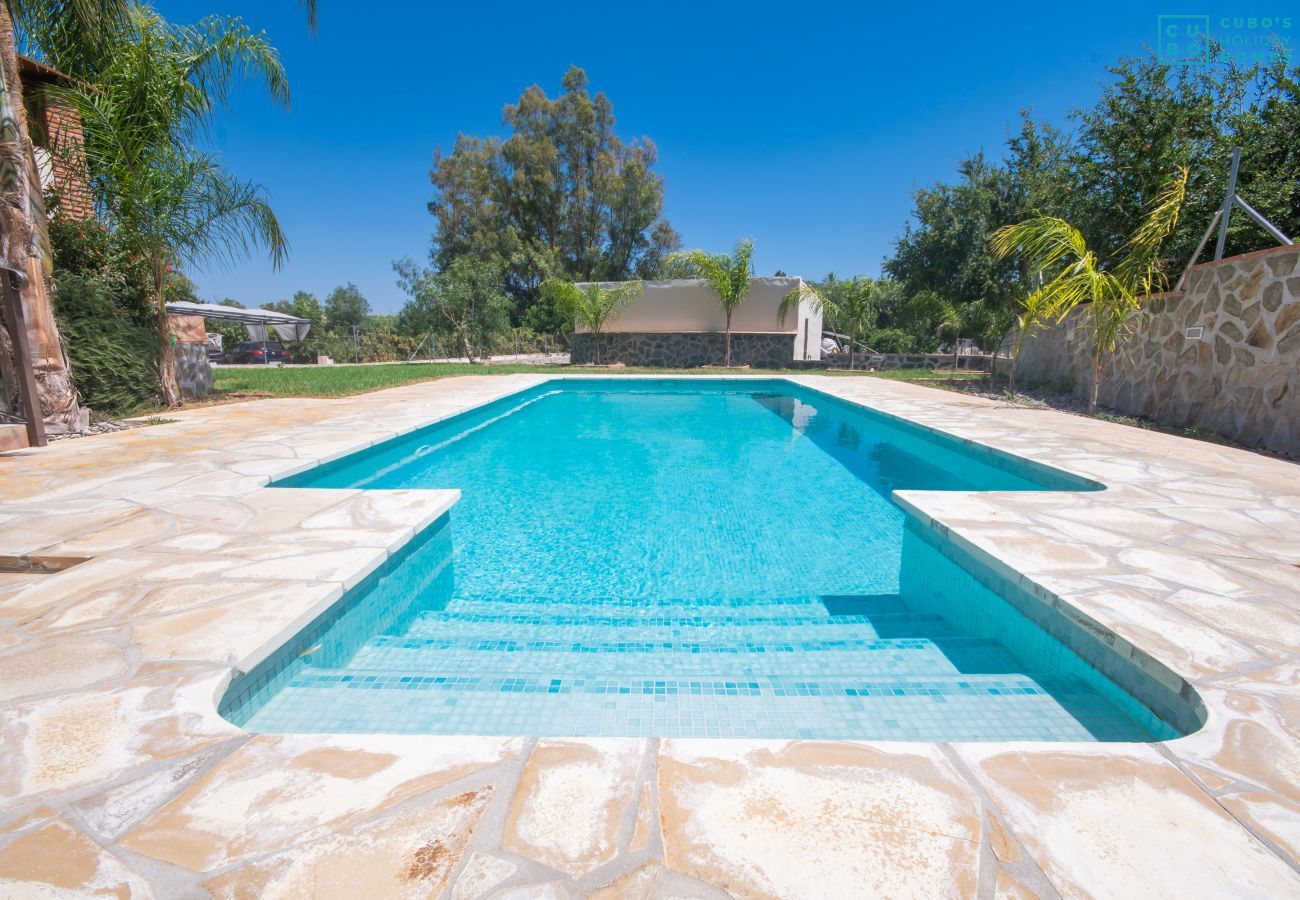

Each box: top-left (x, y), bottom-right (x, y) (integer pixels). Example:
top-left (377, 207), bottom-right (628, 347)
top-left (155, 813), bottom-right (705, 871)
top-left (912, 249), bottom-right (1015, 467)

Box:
top-left (574, 277), bottom-right (823, 360)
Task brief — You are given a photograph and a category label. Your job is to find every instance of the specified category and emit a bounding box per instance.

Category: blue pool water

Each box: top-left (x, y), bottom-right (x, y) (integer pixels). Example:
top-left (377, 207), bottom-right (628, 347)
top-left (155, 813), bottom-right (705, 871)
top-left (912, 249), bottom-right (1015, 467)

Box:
top-left (223, 379), bottom-right (1185, 741)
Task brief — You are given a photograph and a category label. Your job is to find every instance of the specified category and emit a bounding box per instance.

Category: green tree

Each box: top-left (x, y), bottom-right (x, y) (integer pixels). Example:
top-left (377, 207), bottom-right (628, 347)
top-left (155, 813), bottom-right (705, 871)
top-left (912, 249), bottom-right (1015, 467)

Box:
top-left (665, 239), bottom-right (754, 367)
top-left (990, 168), bottom-right (1188, 413)
top-left (428, 67), bottom-right (678, 320)
top-left (542, 278), bottom-right (640, 365)
top-left (65, 7), bottom-right (288, 404)
top-left (323, 282), bottom-right (370, 331)
top-left (395, 256), bottom-right (510, 363)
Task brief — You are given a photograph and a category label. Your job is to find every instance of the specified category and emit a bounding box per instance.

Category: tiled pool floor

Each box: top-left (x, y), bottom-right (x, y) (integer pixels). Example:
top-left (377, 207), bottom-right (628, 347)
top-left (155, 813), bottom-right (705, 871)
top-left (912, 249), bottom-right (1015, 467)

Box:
top-left (0, 373), bottom-right (1298, 897)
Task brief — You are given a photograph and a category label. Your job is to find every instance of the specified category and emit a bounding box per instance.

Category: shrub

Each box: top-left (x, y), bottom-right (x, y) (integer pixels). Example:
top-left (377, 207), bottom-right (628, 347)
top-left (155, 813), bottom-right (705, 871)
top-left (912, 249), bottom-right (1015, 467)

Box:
top-left (51, 273), bottom-right (159, 414)
top-left (866, 328), bottom-right (914, 354)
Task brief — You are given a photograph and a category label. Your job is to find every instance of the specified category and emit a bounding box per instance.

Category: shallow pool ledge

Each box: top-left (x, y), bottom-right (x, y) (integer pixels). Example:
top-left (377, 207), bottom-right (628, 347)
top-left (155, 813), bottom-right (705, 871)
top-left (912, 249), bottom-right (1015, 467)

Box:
top-left (894, 490), bottom-right (1207, 739)
top-left (228, 487), bottom-right (461, 676)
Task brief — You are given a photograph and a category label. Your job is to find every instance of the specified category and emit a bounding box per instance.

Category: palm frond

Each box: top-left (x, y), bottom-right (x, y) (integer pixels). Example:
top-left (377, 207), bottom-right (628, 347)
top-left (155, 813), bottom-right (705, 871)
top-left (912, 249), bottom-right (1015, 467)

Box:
top-left (1113, 166), bottom-right (1189, 295)
top-left (989, 216), bottom-right (1089, 273)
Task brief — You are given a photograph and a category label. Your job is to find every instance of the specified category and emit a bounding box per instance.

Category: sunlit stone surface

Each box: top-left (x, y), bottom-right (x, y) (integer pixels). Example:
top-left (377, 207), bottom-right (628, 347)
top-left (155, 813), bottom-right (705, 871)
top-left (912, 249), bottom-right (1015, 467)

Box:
top-left (0, 373), bottom-right (1297, 895)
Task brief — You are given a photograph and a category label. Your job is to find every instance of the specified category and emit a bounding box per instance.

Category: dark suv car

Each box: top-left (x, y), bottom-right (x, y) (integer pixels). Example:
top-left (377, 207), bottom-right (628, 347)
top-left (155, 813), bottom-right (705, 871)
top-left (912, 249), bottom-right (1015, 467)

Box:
top-left (228, 341), bottom-right (290, 364)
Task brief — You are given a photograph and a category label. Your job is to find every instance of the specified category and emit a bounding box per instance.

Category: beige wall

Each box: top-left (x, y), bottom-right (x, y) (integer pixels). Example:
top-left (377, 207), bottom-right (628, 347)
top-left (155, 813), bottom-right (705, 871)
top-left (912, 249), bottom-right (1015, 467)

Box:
top-left (574, 277), bottom-right (824, 360)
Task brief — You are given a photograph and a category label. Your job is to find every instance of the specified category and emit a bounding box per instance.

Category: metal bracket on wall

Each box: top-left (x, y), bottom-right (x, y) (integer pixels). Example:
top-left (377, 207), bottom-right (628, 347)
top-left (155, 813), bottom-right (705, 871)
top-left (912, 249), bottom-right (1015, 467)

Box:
top-left (0, 264), bottom-right (47, 448)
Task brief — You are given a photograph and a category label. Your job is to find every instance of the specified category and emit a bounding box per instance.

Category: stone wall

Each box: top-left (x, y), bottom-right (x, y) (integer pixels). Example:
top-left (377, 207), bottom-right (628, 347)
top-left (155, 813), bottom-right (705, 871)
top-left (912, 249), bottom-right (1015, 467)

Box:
top-left (570, 332), bottom-right (797, 368)
top-left (1016, 244), bottom-right (1300, 456)
top-left (834, 353), bottom-right (995, 371)
top-left (175, 343), bottom-right (212, 400)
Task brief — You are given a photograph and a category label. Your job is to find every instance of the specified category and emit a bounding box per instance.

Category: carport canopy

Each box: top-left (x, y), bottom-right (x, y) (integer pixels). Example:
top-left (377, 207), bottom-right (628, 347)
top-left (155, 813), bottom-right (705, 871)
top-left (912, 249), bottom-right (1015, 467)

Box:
top-left (165, 301), bottom-right (313, 342)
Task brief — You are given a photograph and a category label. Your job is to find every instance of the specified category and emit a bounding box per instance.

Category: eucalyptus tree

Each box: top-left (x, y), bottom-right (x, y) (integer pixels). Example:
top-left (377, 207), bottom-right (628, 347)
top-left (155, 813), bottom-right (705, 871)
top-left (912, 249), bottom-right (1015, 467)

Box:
top-left (665, 239), bottom-right (754, 367)
top-left (429, 67), bottom-right (678, 319)
top-left (542, 278), bottom-right (640, 365)
top-left (990, 167), bottom-right (1188, 413)
top-left (64, 6), bottom-right (290, 404)
top-left (779, 276), bottom-right (877, 369)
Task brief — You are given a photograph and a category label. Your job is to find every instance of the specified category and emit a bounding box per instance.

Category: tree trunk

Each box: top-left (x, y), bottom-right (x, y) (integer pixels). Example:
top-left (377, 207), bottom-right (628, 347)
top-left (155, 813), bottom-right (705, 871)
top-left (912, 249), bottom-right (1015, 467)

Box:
top-left (153, 260), bottom-right (180, 406)
top-left (1009, 357), bottom-right (1018, 396)
top-left (723, 309), bottom-right (732, 367)
top-left (0, 2), bottom-right (82, 431)
top-left (592, 328), bottom-right (600, 365)
top-left (952, 339), bottom-right (960, 373)
top-left (460, 326), bottom-right (475, 364)
top-left (1088, 349), bottom-right (1102, 415)
top-left (848, 326), bottom-right (857, 371)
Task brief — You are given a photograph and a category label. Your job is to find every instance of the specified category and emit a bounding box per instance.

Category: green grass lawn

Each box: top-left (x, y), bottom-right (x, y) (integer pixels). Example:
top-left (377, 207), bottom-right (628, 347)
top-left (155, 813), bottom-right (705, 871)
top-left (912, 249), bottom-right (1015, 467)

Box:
top-left (211, 363), bottom-right (986, 399)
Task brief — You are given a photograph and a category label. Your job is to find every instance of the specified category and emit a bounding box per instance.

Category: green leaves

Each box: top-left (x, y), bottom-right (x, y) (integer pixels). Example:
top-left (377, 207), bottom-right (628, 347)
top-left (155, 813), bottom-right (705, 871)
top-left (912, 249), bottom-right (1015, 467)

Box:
top-left (395, 258), bottom-right (512, 362)
top-left (428, 67), bottom-right (678, 321)
top-left (61, 8), bottom-right (290, 280)
top-left (545, 277), bottom-right (641, 337)
top-left (665, 239), bottom-right (755, 313)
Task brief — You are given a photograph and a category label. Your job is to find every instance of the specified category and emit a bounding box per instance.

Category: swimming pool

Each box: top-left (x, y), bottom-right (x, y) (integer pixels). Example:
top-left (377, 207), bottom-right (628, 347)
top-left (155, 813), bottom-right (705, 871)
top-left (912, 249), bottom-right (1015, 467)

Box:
top-left (221, 379), bottom-right (1196, 741)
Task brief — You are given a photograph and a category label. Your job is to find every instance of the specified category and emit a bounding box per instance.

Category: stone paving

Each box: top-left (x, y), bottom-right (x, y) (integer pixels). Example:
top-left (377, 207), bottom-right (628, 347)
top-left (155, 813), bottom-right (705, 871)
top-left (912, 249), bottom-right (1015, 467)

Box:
top-left (0, 373), bottom-right (1297, 898)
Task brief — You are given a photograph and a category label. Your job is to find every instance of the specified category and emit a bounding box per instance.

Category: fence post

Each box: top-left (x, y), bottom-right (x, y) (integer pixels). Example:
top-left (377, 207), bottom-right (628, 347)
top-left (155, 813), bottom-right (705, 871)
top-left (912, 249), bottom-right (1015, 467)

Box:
top-left (1214, 147), bottom-right (1241, 261)
top-left (0, 268), bottom-right (46, 447)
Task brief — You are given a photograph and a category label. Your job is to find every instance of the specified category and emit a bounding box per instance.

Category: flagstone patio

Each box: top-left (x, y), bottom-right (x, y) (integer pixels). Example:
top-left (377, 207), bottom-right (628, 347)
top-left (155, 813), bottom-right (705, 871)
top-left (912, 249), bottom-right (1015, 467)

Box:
top-left (0, 373), bottom-right (1297, 898)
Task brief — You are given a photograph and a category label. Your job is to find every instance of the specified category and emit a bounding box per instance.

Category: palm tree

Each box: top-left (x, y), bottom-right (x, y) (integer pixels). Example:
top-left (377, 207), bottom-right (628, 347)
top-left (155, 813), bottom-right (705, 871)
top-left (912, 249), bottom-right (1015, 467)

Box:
top-left (0, 0), bottom-right (312, 423)
top-left (666, 239), bottom-right (754, 366)
top-left (544, 278), bottom-right (641, 365)
top-left (779, 276), bottom-right (876, 369)
top-left (64, 7), bottom-right (289, 405)
top-left (990, 167), bottom-right (1188, 413)
top-left (933, 300), bottom-right (967, 372)
top-left (0, 0), bottom-right (130, 430)
top-left (1005, 287), bottom-right (1052, 395)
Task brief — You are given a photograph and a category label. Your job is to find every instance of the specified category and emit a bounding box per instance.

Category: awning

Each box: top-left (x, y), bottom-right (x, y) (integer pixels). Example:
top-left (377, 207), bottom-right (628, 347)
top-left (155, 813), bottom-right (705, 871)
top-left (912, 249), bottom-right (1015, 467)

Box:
top-left (165, 301), bottom-right (313, 342)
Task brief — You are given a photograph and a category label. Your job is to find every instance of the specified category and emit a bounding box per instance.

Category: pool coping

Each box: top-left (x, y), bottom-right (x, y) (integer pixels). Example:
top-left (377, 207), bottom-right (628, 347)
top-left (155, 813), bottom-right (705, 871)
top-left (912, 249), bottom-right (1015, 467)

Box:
top-left (0, 373), bottom-right (1297, 896)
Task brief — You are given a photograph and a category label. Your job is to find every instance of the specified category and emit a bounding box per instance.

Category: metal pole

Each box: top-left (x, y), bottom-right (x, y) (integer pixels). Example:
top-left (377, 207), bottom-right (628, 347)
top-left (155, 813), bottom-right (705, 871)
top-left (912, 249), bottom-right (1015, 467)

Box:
top-left (1213, 147), bottom-right (1241, 260)
top-left (1176, 209), bottom-right (1222, 291)
top-left (1233, 194), bottom-right (1294, 247)
top-left (0, 267), bottom-right (46, 447)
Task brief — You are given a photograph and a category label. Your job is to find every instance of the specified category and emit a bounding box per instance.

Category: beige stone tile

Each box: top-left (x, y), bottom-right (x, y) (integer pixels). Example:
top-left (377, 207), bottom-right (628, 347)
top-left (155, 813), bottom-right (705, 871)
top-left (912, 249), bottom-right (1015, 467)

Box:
top-left (449, 851), bottom-right (517, 900)
top-left (0, 556), bottom-right (156, 625)
top-left (129, 581), bottom-right (341, 670)
top-left (217, 546), bottom-right (386, 587)
top-left (491, 881), bottom-right (571, 900)
top-left (71, 745), bottom-right (231, 840)
top-left (122, 733), bottom-right (521, 872)
top-left (994, 867), bottom-right (1045, 900)
top-left (0, 668), bottom-right (238, 803)
top-left (591, 861), bottom-right (662, 899)
top-left (36, 507), bottom-right (178, 556)
top-left (957, 745), bottom-right (1299, 898)
top-left (0, 818), bottom-right (155, 897)
top-left (203, 785), bottom-right (492, 899)
top-left (502, 739), bottom-right (644, 879)
top-left (0, 634), bottom-right (131, 703)
top-left (657, 740), bottom-right (981, 899)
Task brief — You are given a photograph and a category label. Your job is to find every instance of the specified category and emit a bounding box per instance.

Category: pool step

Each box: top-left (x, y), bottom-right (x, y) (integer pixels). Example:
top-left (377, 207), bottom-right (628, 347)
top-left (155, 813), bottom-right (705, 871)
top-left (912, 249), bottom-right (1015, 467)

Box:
top-left (402, 610), bottom-right (965, 644)
top-left (346, 635), bottom-right (1023, 678)
top-left (440, 593), bottom-right (909, 618)
top-left (243, 668), bottom-right (1154, 742)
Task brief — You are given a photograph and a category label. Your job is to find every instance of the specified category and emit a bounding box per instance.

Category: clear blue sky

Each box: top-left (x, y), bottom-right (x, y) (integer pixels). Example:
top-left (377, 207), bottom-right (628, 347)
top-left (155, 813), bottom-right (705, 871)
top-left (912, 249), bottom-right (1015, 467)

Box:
top-left (152, 0), bottom-right (1206, 313)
